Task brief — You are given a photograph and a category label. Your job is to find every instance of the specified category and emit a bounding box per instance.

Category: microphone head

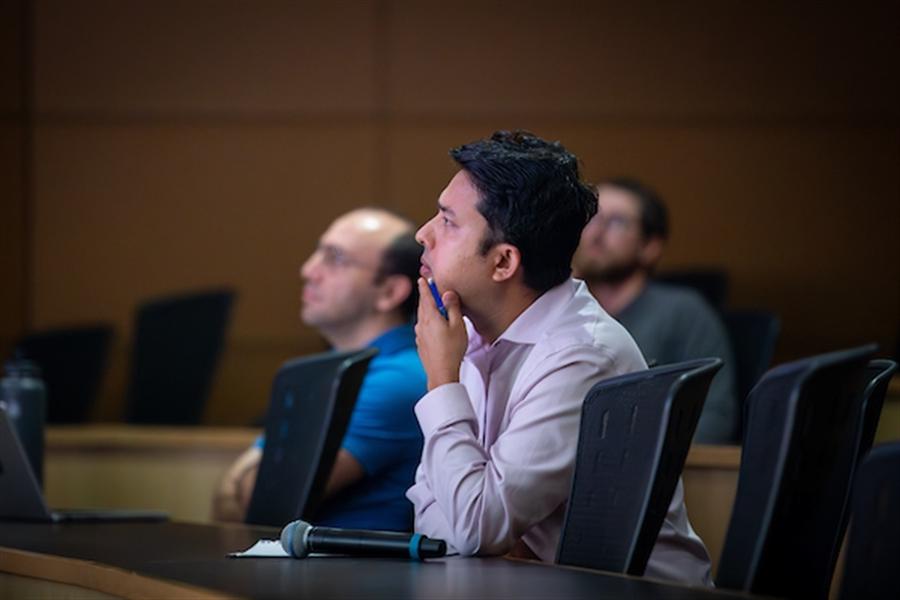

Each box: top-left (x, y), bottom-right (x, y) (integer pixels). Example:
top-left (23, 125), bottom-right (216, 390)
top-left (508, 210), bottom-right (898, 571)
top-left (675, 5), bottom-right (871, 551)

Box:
top-left (280, 519), bottom-right (313, 558)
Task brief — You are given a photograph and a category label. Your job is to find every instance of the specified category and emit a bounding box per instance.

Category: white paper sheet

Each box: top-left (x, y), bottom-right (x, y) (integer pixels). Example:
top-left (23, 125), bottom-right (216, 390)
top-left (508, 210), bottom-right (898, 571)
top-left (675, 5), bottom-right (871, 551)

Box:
top-left (228, 539), bottom-right (290, 558)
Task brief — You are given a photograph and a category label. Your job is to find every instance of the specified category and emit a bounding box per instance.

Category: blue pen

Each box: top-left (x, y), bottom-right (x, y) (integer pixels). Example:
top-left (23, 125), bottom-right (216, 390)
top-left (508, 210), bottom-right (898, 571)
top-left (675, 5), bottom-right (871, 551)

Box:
top-left (426, 278), bottom-right (449, 320)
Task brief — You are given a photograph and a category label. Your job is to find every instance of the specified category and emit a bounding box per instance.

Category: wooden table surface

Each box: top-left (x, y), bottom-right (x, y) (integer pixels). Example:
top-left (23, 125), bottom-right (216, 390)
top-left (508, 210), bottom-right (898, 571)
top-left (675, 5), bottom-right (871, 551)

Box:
top-left (0, 521), bottom-right (758, 600)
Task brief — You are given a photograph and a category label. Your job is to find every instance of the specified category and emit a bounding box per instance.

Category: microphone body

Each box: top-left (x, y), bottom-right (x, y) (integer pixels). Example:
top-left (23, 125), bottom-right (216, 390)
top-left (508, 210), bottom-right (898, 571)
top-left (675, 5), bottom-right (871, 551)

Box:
top-left (280, 520), bottom-right (446, 560)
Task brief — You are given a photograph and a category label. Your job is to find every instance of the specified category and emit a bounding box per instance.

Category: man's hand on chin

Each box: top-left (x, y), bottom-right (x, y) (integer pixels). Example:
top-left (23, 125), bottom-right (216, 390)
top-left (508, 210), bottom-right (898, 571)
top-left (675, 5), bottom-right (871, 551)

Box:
top-left (415, 277), bottom-right (467, 391)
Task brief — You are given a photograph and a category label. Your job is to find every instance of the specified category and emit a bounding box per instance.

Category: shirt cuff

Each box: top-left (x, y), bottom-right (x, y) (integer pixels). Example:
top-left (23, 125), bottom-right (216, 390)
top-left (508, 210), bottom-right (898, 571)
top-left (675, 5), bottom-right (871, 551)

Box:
top-left (414, 382), bottom-right (476, 436)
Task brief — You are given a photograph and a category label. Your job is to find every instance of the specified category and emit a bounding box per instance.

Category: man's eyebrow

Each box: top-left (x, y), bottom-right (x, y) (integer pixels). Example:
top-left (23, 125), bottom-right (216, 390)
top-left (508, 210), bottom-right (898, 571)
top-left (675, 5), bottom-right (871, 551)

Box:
top-left (437, 202), bottom-right (456, 217)
top-left (317, 241), bottom-right (343, 253)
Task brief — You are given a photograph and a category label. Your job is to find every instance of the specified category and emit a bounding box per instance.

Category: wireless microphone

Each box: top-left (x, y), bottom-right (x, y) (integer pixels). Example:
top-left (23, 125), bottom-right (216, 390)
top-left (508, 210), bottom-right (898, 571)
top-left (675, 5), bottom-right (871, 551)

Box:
top-left (280, 519), bottom-right (447, 560)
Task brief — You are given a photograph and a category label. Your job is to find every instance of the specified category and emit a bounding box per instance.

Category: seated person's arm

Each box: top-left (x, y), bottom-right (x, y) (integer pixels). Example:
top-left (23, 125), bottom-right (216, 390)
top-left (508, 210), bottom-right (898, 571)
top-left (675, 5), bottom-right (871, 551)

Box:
top-left (212, 445), bottom-right (262, 522)
top-left (213, 445), bottom-right (365, 522)
top-left (323, 448), bottom-right (365, 499)
top-left (408, 346), bottom-right (613, 557)
top-left (323, 353), bottom-right (426, 509)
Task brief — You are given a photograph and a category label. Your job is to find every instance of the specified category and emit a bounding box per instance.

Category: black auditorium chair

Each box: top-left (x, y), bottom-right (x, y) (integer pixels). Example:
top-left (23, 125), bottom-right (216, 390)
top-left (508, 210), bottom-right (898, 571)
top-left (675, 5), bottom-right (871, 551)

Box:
top-left (722, 309), bottom-right (780, 439)
top-left (716, 344), bottom-right (876, 600)
top-left (854, 359), bottom-right (897, 464)
top-left (824, 358), bottom-right (899, 590)
top-left (839, 442), bottom-right (900, 600)
top-left (556, 357), bottom-right (722, 576)
top-left (245, 347), bottom-right (377, 527)
top-left (125, 289), bottom-right (234, 424)
top-left (722, 310), bottom-right (780, 402)
top-left (14, 324), bottom-right (113, 423)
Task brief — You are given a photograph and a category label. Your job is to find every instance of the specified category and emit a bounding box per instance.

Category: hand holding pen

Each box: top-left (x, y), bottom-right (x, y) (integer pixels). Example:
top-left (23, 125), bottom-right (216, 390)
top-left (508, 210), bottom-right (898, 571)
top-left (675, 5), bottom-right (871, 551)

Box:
top-left (427, 278), bottom-right (449, 320)
top-left (415, 277), bottom-right (467, 391)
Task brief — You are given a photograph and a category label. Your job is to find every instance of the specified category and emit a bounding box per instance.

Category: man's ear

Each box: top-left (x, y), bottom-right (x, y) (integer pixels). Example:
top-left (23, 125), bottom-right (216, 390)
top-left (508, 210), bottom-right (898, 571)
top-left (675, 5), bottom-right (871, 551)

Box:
top-left (490, 243), bottom-right (522, 283)
top-left (639, 236), bottom-right (665, 269)
top-left (375, 274), bottom-right (413, 313)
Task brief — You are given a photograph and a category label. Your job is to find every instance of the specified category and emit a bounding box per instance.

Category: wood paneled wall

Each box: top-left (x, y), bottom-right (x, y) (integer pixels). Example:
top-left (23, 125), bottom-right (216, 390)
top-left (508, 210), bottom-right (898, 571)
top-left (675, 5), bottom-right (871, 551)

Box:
top-left (4, 1), bottom-right (899, 424)
top-left (0, 0), bottom-right (27, 361)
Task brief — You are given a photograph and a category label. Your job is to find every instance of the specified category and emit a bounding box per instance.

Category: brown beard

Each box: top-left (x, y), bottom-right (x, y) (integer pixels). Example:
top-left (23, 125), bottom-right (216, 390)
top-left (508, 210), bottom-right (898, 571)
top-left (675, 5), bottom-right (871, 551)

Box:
top-left (579, 258), bottom-right (642, 285)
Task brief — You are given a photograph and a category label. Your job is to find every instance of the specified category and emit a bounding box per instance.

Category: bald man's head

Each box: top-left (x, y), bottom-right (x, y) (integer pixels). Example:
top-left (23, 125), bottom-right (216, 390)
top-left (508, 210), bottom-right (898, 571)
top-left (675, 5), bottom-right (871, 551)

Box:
top-left (300, 209), bottom-right (421, 343)
top-left (330, 208), bottom-right (415, 254)
top-left (343, 208), bottom-right (422, 320)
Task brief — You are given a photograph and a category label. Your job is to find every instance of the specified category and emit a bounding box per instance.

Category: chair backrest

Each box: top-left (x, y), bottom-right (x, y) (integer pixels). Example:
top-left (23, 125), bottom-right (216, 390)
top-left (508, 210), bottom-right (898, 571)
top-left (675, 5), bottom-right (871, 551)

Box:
top-left (839, 442), bottom-right (900, 600)
top-left (716, 344), bottom-right (876, 599)
top-left (14, 324), bottom-right (113, 423)
top-left (654, 268), bottom-right (729, 311)
top-left (722, 310), bottom-right (780, 403)
top-left (825, 359), bottom-right (899, 589)
top-left (556, 357), bottom-right (722, 575)
top-left (245, 347), bottom-right (377, 527)
top-left (855, 359), bottom-right (897, 463)
top-left (125, 289), bottom-right (234, 424)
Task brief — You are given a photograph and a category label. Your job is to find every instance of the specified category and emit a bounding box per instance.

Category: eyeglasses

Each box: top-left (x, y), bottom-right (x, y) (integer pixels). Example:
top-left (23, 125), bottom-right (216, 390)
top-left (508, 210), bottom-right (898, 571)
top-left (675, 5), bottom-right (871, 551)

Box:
top-left (312, 244), bottom-right (377, 271)
top-left (595, 212), bottom-right (638, 233)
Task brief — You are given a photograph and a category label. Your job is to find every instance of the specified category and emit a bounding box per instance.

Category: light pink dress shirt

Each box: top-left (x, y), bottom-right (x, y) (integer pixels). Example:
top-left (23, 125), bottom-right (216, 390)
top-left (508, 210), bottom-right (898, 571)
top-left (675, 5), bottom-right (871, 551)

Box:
top-left (407, 279), bottom-right (713, 586)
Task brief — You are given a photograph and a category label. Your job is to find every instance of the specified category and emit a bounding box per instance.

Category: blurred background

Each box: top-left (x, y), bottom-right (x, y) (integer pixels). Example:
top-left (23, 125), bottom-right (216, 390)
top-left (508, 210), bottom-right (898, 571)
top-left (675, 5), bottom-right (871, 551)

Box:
top-left (1, 0), bottom-right (898, 425)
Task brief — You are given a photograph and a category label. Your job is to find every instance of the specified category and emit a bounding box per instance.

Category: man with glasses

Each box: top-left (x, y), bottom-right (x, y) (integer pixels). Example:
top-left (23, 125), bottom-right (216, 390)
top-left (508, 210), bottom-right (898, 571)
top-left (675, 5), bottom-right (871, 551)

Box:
top-left (213, 208), bottom-right (426, 530)
top-left (572, 178), bottom-right (738, 443)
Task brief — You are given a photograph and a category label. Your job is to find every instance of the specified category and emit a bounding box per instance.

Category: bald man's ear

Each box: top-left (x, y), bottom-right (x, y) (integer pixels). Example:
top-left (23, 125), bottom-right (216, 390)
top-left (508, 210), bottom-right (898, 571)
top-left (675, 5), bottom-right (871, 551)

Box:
top-left (375, 274), bottom-right (413, 314)
top-left (640, 236), bottom-right (665, 269)
top-left (490, 243), bottom-right (522, 283)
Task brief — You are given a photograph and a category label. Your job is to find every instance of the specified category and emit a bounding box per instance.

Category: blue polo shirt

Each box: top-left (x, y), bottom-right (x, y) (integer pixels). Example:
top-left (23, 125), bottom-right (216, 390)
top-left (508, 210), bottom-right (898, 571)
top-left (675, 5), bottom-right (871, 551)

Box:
top-left (256, 324), bottom-right (426, 531)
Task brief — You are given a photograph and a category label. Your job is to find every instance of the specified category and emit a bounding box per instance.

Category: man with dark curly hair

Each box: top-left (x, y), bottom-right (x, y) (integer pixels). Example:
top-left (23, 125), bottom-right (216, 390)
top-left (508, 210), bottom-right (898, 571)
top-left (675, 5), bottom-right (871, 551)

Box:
top-left (410, 131), bottom-right (712, 585)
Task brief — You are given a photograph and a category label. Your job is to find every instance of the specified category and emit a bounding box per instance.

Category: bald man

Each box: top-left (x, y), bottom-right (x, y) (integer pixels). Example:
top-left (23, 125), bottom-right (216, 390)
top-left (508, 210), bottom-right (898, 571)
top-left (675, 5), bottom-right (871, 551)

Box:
top-left (213, 208), bottom-right (426, 530)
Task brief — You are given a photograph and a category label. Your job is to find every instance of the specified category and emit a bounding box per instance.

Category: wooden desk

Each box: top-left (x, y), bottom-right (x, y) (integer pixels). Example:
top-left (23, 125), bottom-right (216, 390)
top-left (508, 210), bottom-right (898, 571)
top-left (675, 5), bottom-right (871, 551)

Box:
top-left (43, 427), bottom-right (743, 577)
top-left (876, 375), bottom-right (900, 443)
top-left (44, 426), bottom-right (742, 571)
top-left (683, 445), bottom-right (741, 575)
top-left (45, 426), bottom-right (258, 523)
top-left (0, 521), bottom-right (753, 599)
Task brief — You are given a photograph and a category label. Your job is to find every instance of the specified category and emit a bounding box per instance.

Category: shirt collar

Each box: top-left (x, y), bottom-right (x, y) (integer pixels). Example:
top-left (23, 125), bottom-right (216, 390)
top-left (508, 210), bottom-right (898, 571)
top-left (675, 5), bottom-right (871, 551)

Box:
top-left (366, 323), bottom-right (416, 356)
top-left (465, 278), bottom-right (580, 351)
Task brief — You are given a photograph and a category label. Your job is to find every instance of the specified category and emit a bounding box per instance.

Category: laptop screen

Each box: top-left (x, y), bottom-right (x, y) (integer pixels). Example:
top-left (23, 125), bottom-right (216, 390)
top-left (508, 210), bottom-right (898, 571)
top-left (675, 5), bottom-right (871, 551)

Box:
top-left (0, 410), bottom-right (169, 523)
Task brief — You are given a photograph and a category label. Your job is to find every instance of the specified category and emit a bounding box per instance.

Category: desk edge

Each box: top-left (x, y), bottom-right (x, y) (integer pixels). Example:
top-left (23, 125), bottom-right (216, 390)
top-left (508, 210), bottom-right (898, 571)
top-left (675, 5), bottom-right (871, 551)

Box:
top-left (0, 546), bottom-right (237, 600)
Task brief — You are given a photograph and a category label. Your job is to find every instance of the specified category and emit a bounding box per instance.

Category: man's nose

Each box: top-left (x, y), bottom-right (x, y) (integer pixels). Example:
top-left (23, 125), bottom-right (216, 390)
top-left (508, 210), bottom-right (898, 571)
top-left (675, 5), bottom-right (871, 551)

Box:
top-left (415, 219), bottom-right (432, 248)
top-left (300, 253), bottom-right (318, 280)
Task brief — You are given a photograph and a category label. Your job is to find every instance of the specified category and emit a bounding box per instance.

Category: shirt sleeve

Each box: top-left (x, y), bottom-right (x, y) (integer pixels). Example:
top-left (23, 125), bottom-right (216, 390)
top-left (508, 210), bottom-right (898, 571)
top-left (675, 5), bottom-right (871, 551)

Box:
top-left (341, 356), bottom-right (426, 477)
top-left (406, 345), bottom-right (622, 556)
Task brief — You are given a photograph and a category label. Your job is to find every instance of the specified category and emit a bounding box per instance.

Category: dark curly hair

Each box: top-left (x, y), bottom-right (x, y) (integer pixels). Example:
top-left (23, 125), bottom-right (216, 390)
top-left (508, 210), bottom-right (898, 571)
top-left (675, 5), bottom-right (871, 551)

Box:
top-left (450, 130), bottom-right (598, 293)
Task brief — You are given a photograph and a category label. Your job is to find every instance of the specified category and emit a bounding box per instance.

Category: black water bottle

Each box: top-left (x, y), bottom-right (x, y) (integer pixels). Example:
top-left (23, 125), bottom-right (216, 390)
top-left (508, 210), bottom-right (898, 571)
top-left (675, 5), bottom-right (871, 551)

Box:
top-left (0, 356), bottom-right (47, 485)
